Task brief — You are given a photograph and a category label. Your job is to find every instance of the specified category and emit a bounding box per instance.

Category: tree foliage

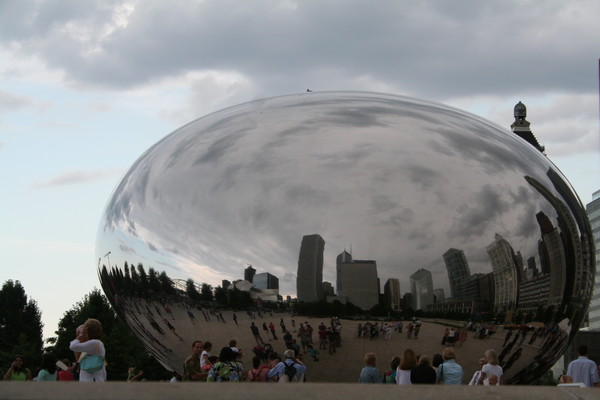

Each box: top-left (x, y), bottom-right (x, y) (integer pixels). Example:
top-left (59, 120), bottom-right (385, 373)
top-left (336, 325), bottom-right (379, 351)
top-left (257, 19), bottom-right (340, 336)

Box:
top-left (0, 280), bottom-right (43, 371)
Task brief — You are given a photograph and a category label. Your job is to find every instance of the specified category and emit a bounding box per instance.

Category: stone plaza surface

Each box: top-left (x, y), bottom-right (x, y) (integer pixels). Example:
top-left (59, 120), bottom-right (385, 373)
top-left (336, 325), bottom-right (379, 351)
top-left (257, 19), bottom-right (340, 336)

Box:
top-left (1, 382), bottom-right (598, 400)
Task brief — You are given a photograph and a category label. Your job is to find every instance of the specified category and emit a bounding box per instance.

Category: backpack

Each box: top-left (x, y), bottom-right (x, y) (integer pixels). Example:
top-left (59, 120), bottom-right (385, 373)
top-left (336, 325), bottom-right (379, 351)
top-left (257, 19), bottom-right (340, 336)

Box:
top-left (282, 361), bottom-right (297, 382)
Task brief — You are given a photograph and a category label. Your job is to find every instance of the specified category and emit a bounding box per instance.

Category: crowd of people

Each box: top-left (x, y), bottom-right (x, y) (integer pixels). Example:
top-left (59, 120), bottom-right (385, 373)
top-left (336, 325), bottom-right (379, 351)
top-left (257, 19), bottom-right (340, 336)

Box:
top-left (359, 347), bottom-right (504, 385)
top-left (2, 318), bottom-right (106, 382)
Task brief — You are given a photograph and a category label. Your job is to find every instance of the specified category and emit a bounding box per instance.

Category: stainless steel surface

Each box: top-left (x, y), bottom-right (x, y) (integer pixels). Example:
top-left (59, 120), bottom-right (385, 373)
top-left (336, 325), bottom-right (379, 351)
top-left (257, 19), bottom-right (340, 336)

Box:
top-left (96, 91), bottom-right (595, 383)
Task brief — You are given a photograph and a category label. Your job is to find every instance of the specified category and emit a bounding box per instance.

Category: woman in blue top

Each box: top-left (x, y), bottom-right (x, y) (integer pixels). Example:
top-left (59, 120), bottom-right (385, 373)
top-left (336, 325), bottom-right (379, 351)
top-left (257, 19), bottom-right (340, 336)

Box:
top-left (359, 352), bottom-right (381, 383)
top-left (436, 347), bottom-right (463, 385)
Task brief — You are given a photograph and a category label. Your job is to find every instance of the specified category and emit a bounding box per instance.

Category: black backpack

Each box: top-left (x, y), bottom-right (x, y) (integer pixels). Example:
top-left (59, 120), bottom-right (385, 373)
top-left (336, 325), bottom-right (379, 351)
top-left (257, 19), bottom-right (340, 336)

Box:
top-left (283, 361), bottom-right (296, 382)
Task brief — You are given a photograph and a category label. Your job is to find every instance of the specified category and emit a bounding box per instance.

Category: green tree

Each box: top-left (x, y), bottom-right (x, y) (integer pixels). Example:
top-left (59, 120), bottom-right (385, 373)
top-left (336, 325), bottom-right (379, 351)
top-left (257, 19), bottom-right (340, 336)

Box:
top-left (214, 286), bottom-right (228, 305)
top-left (49, 289), bottom-right (170, 381)
top-left (0, 280), bottom-right (43, 370)
top-left (200, 283), bottom-right (213, 302)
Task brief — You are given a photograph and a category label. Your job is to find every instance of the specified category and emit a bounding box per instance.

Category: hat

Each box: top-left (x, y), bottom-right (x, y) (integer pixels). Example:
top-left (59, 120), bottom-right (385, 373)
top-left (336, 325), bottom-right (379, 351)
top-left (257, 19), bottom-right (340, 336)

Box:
top-left (283, 349), bottom-right (295, 359)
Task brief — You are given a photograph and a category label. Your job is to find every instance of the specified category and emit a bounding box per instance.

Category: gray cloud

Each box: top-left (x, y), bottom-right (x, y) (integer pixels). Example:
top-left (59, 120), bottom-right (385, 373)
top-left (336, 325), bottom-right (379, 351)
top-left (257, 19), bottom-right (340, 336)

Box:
top-left (3, 0), bottom-right (599, 100)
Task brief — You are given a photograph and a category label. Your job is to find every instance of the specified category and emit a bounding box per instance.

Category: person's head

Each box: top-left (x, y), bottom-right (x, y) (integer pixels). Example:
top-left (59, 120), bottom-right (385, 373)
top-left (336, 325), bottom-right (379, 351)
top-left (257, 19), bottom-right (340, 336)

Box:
top-left (417, 355), bottom-right (431, 367)
top-left (40, 353), bottom-right (57, 373)
top-left (442, 347), bottom-right (456, 361)
top-left (390, 356), bottom-right (401, 370)
top-left (484, 349), bottom-right (498, 365)
top-left (84, 318), bottom-right (103, 340)
top-left (12, 355), bottom-right (25, 372)
top-left (400, 348), bottom-right (418, 370)
top-left (577, 344), bottom-right (588, 356)
top-left (559, 374), bottom-right (573, 384)
top-left (218, 346), bottom-right (235, 363)
top-left (229, 339), bottom-right (237, 347)
top-left (268, 352), bottom-right (281, 363)
top-left (192, 340), bottom-right (203, 355)
top-left (284, 349), bottom-right (296, 360)
top-left (364, 352), bottom-right (377, 367)
top-left (432, 353), bottom-right (444, 368)
top-left (488, 374), bottom-right (499, 385)
top-left (252, 356), bottom-right (262, 369)
top-left (203, 341), bottom-right (212, 351)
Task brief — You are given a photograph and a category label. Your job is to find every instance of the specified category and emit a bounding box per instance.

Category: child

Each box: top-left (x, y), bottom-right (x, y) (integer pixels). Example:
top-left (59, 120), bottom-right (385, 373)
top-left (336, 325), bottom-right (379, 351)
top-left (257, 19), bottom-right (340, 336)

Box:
top-left (307, 344), bottom-right (319, 361)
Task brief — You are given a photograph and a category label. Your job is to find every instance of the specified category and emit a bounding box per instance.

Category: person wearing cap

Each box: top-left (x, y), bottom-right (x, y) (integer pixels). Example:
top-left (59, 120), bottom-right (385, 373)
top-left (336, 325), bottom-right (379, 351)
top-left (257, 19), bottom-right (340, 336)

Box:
top-left (266, 349), bottom-right (306, 383)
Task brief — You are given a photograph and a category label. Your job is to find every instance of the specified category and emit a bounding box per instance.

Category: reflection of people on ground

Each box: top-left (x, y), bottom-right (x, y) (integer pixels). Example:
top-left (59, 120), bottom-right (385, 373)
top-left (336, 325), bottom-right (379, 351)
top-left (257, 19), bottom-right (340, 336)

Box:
top-left (232, 313), bottom-right (238, 325)
top-left (458, 328), bottom-right (468, 346)
top-left (566, 345), bottom-right (600, 387)
top-left (250, 322), bottom-right (265, 345)
top-left (411, 355), bottom-right (436, 384)
top-left (3, 355), bottom-right (33, 381)
top-left (269, 322), bottom-right (277, 340)
top-left (436, 347), bottom-right (463, 385)
top-left (441, 328), bottom-right (449, 345)
top-left (481, 349), bottom-right (503, 385)
top-left (396, 348), bottom-right (417, 385)
top-left (358, 352), bottom-right (381, 383)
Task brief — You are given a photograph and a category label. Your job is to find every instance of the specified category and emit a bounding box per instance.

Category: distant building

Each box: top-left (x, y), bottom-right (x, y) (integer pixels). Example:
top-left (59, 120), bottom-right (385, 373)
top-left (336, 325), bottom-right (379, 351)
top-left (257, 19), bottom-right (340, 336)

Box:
top-left (587, 189), bottom-right (600, 329)
top-left (434, 288), bottom-right (445, 304)
top-left (511, 101), bottom-right (544, 153)
top-left (322, 281), bottom-right (334, 297)
top-left (536, 211), bottom-right (566, 307)
top-left (410, 268), bottom-right (434, 311)
top-left (336, 250), bottom-right (353, 298)
top-left (339, 260), bottom-right (379, 311)
top-left (222, 280), bottom-right (231, 290)
top-left (384, 278), bottom-right (401, 310)
top-left (297, 234), bottom-right (325, 302)
top-left (253, 272), bottom-right (279, 290)
top-left (401, 292), bottom-right (413, 310)
top-left (443, 248), bottom-right (471, 299)
top-left (244, 265), bottom-right (256, 283)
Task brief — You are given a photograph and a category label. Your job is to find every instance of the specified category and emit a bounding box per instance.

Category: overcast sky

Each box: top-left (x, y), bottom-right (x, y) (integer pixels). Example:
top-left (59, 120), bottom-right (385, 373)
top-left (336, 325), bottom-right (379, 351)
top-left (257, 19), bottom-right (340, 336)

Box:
top-left (1, 0), bottom-right (598, 339)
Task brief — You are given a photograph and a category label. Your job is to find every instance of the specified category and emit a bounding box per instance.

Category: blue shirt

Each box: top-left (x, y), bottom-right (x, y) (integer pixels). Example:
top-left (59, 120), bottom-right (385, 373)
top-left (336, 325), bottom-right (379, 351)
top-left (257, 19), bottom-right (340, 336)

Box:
top-left (359, 366), bottom-right (381, 383)
top-left (266, 359), bottom-right (307, 382)
top-left (567, 356), bottom-right (600, 387)
top-left (437, 360), bottom-right (463, 385)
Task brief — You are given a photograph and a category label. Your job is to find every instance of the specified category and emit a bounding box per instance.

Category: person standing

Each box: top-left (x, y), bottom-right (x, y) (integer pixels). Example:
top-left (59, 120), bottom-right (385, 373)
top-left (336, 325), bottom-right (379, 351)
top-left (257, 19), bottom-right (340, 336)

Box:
top-left (69, 318), bottom-right (106, 382)
top-left (567, 345), bottom-right (600, 387)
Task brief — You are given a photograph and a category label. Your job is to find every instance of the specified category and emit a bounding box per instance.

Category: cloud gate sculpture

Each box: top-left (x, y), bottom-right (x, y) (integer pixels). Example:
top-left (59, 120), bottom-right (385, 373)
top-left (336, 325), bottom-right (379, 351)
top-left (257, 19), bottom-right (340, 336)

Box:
top-left (97, 91), bottom-right (594, 383)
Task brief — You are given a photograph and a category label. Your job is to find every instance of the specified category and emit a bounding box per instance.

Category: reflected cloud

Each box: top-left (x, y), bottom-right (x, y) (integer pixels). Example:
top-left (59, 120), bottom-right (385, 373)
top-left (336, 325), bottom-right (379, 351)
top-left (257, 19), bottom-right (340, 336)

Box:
top-left (96, 91), bottom-right (593, 384)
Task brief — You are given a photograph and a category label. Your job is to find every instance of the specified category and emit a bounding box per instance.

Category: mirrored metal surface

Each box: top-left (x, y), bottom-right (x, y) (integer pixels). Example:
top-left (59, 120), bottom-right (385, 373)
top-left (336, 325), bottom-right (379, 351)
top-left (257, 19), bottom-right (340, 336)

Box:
top-left (97, 91), bottom-right (594, 383)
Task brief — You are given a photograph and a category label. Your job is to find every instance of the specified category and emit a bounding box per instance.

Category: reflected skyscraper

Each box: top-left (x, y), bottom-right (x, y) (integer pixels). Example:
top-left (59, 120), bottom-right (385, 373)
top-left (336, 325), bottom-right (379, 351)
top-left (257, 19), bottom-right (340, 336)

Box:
top-left (339, 259), bottom-right (379, 311)
top-left (536, 211), bottom-right (566, 306)
top-left (336, 250), bottom-right (352, 298)
top-left (443, 248), bottom-right (471, 299)
top-left (244, 265), bottom-right (256, 283)
top-left (384, 278), bottom-right (401, 310)
top-left (253, 272), bottom-right (279, 290)
top-left (297, 234), bottom-right (325, 302)
top-left (487, 234), bottom-right (519, 313)
top-left (410, 268), bottom-right (434, 311)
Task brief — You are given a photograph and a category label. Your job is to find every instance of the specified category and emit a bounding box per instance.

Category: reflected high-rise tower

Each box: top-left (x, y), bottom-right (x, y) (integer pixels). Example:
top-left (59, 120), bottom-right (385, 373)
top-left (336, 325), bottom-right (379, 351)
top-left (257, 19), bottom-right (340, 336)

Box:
top-left (443, 248), bottom-right (471, 299)
top-left (336, 250), bottom-right (352, 298)
top-left (536, 211), bottom-right (566, 306)
top-left (297, 234), bottom-right (325, 302)
top-left (384, 278), bottom-right (401, 310)
top-left (244, 265), bottom-right (256, 282)
top-left (487, 233), bottom-right (519, 313)
top-left (410, 268), bottom-right (434, 311)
